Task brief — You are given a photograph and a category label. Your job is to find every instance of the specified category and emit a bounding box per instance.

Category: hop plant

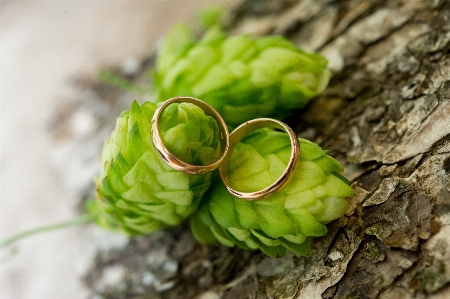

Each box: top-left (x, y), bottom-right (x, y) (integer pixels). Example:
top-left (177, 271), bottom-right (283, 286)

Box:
top-left (87, 101), bottom-right (221, 235)
top-left (190, 129), bottom-right (354, 257)
top-left (153, 24), bottom-right (330, 127)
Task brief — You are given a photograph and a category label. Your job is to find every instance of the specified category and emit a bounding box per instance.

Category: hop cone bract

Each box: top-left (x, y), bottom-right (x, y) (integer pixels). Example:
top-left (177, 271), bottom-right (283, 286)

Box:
top-left (88, 101), bottom-right (220, 235)
top-left (190, 129), bottom-right (354, 257)
top-left (153, 24), bottom-right (330, 127)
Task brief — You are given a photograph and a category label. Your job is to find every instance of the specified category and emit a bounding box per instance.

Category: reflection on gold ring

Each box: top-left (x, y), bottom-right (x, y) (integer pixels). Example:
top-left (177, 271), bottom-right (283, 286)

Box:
top-left (219, 118), bottom-right (300, 200)
top-left (151, 96), bottom-right (229, 175)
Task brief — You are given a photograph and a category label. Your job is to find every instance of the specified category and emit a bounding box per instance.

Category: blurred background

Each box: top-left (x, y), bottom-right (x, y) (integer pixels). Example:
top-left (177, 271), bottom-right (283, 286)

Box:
top-left (0, 1), bottom-right (237, 298)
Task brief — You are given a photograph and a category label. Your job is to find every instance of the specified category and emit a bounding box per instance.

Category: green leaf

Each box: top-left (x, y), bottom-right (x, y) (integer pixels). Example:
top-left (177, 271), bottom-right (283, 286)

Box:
top-left (279, 238), bottom-right (311, 256)
top-left (155, 190), bottom-right (194, 206)
top-left (121, 182), bottom-right (160, 204)
top-left (233, 197), bottom-right (258, 229)
top-left (221, 35), bottom-right (256, 63)
top-left (190, 213), bottom-right (217, 244)
top-left (298, 138), bottom-right (327, 160)
top-left (322, 175), bottom-right (355, 198)
top-left (316, 197), bottom-right (349, 223)
top-left (286, 208), bottom-right (327, 237)
top-left (122, 159), bottom-right (161, 192)
top-left (284, 189), bottom-right (317, 209)
top-left (250, 229), bottom-right (280, 246)
top-left (157, 172), bottom-right (190, 190)
top-left (227, 227), bottom-right (251, 241)
top-left (285, 161), bottom-right (326, 194)
top-left (209, 186), bottom-right (240, 228)
top-left (253, 200), bottom-right (296, 237)
top-left (192, 65), bottom-right (236, 96)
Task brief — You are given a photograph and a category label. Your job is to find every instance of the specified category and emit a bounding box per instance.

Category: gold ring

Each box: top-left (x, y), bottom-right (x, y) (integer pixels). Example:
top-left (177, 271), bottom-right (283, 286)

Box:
top-left (151, 96), bottom-right (229, 175)
top-left (219, 118), bottom-right (300, 200)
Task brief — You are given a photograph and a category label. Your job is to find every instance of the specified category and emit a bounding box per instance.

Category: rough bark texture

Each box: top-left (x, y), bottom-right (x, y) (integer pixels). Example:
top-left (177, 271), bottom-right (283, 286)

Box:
top-left (51, 0), bottom-right (450, 298)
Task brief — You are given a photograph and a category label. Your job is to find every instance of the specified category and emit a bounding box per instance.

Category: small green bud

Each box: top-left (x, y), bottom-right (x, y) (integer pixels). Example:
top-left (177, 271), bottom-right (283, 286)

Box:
top-left (88, 101), bottom-right (219, 235)
top-left (190, 129), bottom-right (354, 257)
top-left (197, 5), bottom-right (224, 29)
top-left (153, 25), bottom-right (330, 127)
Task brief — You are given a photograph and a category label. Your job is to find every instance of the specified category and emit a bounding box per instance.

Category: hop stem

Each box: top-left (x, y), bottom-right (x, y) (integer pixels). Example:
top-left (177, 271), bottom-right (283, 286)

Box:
top-left (0, 214), bottom-right (92, 250)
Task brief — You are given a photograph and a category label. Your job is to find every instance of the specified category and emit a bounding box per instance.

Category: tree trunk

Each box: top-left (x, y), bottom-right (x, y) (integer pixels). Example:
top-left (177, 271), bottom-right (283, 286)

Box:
top-left (53, 0), bottom-right (450, 298)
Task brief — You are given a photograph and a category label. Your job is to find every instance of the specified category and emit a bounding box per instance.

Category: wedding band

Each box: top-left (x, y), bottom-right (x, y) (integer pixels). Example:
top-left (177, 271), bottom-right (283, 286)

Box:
top-left (219, 118), bottom-right (300, 201)
top-left (151, 96), bottom-right (229, 175)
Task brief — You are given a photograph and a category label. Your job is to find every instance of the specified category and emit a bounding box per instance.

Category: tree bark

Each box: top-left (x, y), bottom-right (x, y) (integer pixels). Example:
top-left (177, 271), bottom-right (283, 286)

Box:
top-left (53, 0), bottom-right (450, 298)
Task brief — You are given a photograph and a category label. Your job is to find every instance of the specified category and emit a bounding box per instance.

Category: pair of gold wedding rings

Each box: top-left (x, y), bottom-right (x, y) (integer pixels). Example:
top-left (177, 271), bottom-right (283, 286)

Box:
top-left (151, 97), bottom-right (300, 201)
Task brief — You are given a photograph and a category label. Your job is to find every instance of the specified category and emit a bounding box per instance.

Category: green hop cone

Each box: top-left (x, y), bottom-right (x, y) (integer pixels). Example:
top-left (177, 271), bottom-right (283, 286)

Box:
top-left (190, 129), bottom-right (354, 257)
top-left (87, 101), bottom-right (221, 235)
top-left (153, 24), bottom-right (330, 127)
